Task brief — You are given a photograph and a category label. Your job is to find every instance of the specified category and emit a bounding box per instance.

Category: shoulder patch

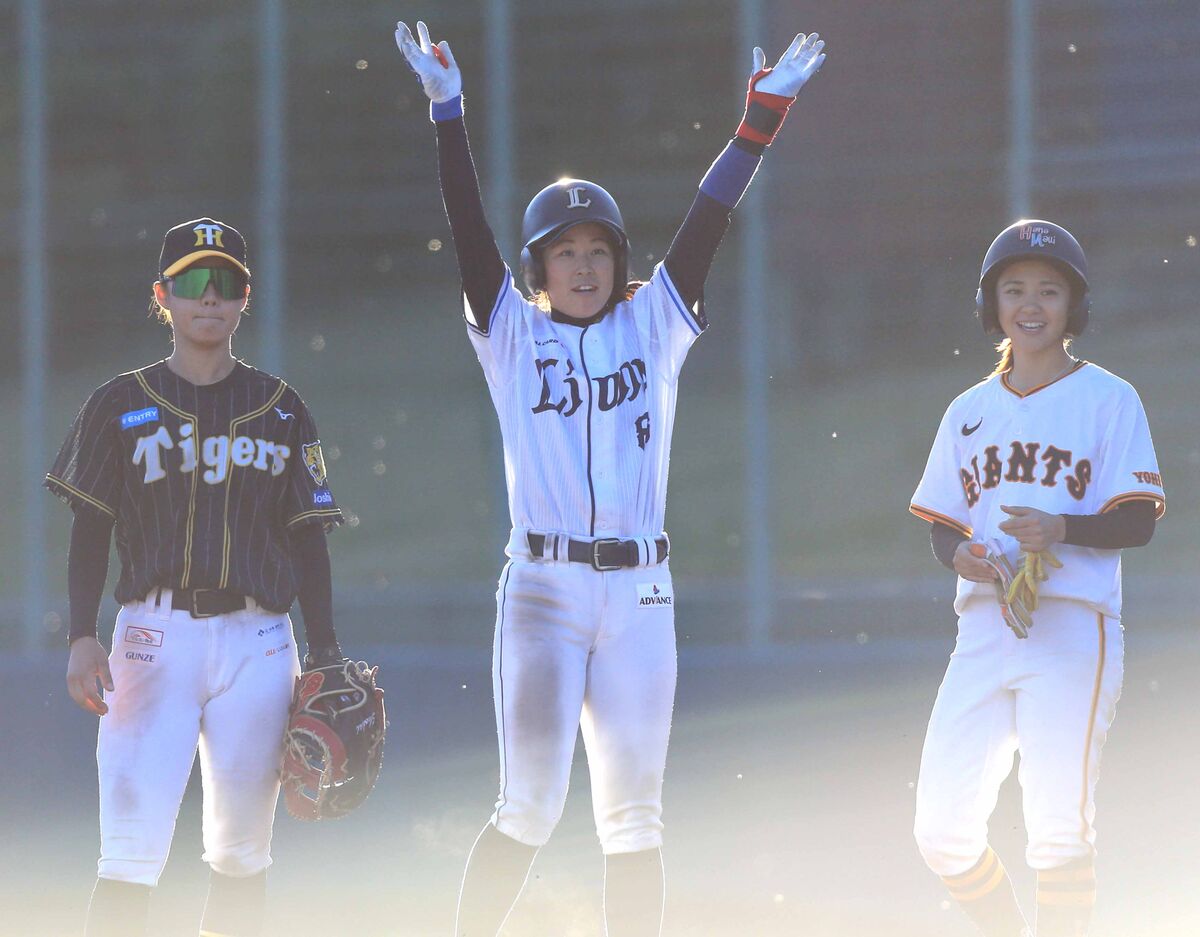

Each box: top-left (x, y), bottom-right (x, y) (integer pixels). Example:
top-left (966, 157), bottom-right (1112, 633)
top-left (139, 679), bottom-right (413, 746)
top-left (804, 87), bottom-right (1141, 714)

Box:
top-left (303, 441), bottom-right (327, 486)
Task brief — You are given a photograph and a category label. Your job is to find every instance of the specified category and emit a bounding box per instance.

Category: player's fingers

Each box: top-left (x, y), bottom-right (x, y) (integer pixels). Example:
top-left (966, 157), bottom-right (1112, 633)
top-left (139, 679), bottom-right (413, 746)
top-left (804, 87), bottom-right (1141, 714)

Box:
top-left (1000, 504), bottom-right (1024, 515)
top-left (752, 46), bottom-right (766, 74)
top-left (968, 542), bottom-right (987, 558)
top-left (438, 40), bottom-right (457, 69)
top-left (778, 33), bottom-right (805, 66)
top-left (416, 20), bottom-right (433, 53)
top-left (395, 21), bottom-right (419, 58)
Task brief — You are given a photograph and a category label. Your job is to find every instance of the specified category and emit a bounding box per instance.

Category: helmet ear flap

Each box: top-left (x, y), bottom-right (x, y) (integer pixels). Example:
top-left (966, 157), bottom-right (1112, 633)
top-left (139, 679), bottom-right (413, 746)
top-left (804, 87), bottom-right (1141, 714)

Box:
top-left (520, 245), bottom-right (545, 293)
top-left (976, 283), bottom-right (1002, 335)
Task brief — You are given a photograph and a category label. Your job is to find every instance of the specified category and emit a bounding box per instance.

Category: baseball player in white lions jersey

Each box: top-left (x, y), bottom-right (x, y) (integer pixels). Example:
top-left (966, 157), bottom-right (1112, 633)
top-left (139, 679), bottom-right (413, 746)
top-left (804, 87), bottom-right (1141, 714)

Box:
top-left (909, 220), bottom-right (1165, 937)
top-left (397, 19), bottom-right (826, 936)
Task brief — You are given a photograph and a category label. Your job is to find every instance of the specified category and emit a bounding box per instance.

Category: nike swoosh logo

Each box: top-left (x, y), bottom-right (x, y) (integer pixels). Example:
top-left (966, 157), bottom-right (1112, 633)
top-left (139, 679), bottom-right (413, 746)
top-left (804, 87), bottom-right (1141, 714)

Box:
top-left (961, 418), bottom-right (983, 436)
top-left (274, 407), bottom-right (295, 420)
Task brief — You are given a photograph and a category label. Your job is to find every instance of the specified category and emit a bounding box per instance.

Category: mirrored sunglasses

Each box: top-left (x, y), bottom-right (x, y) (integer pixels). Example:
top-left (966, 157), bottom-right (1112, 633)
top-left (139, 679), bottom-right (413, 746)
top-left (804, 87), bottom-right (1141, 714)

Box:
top-left (166, 266), bottom-right (248, 300)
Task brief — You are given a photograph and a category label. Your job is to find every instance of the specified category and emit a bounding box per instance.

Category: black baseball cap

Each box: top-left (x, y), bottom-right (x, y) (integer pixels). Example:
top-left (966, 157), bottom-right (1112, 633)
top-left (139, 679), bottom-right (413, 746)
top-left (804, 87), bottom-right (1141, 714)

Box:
top-left (159, 217), bottom-right (250, 279)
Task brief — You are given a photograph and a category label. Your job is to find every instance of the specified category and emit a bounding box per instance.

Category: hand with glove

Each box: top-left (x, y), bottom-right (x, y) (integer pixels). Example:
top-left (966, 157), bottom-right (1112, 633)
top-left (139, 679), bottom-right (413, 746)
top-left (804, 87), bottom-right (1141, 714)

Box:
top-left (281, 656), bottom-right (386, 821)
top-left (395, 20), bottom-right (461, 103)
top-left (738, 32), bottom-right (826, 146)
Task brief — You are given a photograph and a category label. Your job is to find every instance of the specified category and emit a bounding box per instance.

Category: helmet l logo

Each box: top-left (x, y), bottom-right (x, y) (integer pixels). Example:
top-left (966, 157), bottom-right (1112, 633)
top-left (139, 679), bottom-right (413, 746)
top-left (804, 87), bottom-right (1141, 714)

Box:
top-left (566, 186), bottom-right (592, 210)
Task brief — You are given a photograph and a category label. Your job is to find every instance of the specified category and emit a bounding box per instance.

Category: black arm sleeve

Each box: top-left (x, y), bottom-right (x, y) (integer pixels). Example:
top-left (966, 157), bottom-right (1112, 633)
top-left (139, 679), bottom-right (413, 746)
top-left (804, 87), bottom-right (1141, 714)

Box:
top-left (663, 138), bottom-right (765, 312)
top-left (931, 521), bottom-right (967, 572)
top-left (288, 523), bottom-right (339, 656)
top-left (929, 500), bottom-right (1155, 574)
top-left (68, 508), bottom-right (115, 644)
top-left (1062, 500), bottom-right (1156, 549)
top-left (435, 115), bottom-right (507, 324)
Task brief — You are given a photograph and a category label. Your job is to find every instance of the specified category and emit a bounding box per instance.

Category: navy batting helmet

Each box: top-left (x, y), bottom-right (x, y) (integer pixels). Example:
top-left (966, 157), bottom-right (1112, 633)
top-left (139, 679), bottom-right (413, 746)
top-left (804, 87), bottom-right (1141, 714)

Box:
top-left (520, 178), bottom-right (630, 297)
top-left (976, 219), bottom-right (1090, 336)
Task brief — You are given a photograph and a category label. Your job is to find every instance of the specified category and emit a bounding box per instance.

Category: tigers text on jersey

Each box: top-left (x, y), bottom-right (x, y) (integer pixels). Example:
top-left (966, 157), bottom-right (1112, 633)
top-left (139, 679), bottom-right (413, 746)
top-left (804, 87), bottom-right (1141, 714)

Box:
top-left (465, 263), bottom-right (706, 542)
top-left (910, 362), bottom-right (1164, 618)
top-left (45, 360), bottom-right (342, 611)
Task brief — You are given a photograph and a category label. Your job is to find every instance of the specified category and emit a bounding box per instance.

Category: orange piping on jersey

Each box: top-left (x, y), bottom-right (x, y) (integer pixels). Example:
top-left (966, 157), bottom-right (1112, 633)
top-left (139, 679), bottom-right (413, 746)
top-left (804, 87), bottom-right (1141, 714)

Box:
top-left (45, 474), bottom-right (117, 517)
top-left (1079, 614), bottom-right (1105, 845)
top-left (220, 381), bottom-right (288, 589)
top-left (1000, 359), bottom-right (1087, 399)
top-left (135, 370), bottom-right (200, 588)
top-left (1100, 491), bottom-right (1166, 520)
top-left (909, 504), bottom-right (973, 538)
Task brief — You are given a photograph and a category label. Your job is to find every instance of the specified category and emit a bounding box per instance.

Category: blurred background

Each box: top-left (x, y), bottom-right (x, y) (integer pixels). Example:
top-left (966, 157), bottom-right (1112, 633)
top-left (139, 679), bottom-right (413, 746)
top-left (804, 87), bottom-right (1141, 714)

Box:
top-left (1, 1), bottom-right (1197, 935)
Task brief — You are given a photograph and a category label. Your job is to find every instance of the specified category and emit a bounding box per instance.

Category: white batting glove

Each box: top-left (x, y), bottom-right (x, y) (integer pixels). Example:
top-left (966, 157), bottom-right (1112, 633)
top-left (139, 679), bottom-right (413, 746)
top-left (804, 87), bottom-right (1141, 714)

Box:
top-left (752, 33), bottom-right (826, 97)
top-left (736, 33), bottom-right (826, 145)
top-left (395, 20), bottom-right (462, 103)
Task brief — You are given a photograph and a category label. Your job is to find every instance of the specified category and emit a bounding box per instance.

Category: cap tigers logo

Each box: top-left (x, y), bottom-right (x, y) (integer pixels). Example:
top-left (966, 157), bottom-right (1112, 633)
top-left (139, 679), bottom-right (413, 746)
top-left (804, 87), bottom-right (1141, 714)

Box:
top-left (193, 223), bottom-right (225, 247)
top-left (303, 441), bottom-right (328, 486)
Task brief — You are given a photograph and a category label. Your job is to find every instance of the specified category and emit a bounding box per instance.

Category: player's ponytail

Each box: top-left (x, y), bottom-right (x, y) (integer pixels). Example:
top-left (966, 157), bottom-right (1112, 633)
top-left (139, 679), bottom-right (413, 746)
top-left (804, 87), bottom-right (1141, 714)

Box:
top-left (989, 334), bottom-right (1073, 378)
top-left (989, 337), bottom-right (1014, 378)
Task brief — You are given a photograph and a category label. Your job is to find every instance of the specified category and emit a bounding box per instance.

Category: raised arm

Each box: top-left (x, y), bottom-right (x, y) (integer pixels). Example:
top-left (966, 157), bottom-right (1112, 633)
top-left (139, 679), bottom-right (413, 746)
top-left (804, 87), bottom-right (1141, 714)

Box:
top-left (665, 32), bottom-right (826, 310)
top-left (396, 21), bottom-right (507, 321)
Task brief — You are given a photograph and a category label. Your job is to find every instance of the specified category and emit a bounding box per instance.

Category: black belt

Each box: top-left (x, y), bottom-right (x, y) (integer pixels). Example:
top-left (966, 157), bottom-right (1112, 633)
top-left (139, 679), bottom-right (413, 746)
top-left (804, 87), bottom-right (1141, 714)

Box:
top-left (164, 587), bottom-right (247, 618)
top-left (526, 533), bottom-right (669, 571)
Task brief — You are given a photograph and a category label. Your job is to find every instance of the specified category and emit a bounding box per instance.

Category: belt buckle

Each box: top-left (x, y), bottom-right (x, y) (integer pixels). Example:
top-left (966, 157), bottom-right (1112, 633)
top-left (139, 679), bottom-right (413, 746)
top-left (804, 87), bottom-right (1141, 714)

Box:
top-left (190, 588), bottom-right (218, 619)
top-left (591, 538), bottom-right (622, 572)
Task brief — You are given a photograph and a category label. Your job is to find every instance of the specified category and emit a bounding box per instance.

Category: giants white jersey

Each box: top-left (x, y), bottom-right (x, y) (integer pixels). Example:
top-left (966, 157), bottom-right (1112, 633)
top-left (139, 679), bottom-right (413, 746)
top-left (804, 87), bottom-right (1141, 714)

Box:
top-left (911, 362), bottom-right (1164, 618)
top-left (465, 262), bottom-right (706, 541)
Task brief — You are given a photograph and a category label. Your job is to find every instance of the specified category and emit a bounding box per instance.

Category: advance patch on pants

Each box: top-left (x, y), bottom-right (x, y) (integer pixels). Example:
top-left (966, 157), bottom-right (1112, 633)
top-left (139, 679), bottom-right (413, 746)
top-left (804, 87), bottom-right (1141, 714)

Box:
top-left (636, 583), bottom-right (673, 608)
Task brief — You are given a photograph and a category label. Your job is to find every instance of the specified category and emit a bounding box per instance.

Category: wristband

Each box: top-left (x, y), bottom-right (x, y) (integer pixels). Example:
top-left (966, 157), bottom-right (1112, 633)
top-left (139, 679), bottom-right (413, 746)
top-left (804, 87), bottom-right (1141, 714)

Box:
top-left (736, 69), bottom-right (795, 146)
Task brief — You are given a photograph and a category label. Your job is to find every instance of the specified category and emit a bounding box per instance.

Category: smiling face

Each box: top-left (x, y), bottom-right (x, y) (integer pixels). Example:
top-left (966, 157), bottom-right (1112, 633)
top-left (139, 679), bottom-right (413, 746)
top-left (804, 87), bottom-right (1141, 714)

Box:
top-left (994, 258), bottom-right (1073, 354)
top-left (154, 258), bottom-right (248, 349)
top-left (540, 221), bottom-right (617, 320)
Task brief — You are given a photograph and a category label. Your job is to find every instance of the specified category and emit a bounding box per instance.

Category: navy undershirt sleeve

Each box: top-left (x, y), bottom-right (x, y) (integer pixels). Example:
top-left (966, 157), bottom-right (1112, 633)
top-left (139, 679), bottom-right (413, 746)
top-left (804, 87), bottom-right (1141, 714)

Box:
top-left (664, 138), bottom-right (765, 312)
top-left (434, 110), bottom-right (507, 328)
top-left (288, 523), bottom-right (339, 656)
top-left (67, 508), bottom-right (114, 644)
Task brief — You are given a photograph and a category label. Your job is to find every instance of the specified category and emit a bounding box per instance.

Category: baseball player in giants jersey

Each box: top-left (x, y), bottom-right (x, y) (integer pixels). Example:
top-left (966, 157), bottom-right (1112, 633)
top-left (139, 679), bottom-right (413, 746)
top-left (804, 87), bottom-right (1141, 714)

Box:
top-left (46, 218), bottom-right (345, 937)
top-left (909, 220), bottom-right (1165, 937)
top-left (396, 20), bottom-right (825, 937)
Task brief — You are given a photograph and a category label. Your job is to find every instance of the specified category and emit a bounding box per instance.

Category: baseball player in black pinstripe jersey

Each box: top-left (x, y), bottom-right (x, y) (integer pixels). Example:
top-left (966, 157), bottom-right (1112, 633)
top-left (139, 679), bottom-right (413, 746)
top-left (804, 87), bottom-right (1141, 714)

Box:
top-left (46, 218), bottom-right (345, 937)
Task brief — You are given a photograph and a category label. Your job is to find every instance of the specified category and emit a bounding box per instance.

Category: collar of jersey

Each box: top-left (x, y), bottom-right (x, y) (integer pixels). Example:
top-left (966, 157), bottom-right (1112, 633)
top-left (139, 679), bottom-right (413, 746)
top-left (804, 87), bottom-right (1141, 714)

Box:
top-left (157, 357), bottom-right (248, 391)
top-left (1000, 358), bottom-right (1087, 398)
top-left (549, 295), bottom-right (623, 327)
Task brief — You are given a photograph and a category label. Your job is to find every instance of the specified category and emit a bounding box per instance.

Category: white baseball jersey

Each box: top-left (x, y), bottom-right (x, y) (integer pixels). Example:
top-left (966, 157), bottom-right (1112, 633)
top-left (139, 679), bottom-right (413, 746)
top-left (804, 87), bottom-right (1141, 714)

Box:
top-left (465, 262), bottom-right (705, 541)
top-left (911, 362), bottom-right (1164, 618)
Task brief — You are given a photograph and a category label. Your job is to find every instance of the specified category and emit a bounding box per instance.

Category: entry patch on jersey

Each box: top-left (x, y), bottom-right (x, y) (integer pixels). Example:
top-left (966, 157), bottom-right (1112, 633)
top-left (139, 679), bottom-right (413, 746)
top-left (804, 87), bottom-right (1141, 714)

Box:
top-left (302, 441), bottom-right (327, 485)
top-left (636, 583), bottom-right (674, 607)
top-left (124, 626), bottom-right (163, 647)
top-left (312, 488), bottom-right (334, 506)
top-left (120, 407), bottom-right (160, 430)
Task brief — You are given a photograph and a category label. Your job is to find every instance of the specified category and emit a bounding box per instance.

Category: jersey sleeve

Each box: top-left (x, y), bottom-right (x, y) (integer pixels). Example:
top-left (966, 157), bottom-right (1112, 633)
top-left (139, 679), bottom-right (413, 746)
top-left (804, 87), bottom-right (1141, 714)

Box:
top-left (465, 265), bottom-right (530, 386)
top-left (631, 262), bottom-right (708, 383)
top-left (909, 403), bottom-right (973, 537)
top-left (44, 386), bottom-right (123, 519)
top-left (1093, 384), bottom-right (1165, 518)
top-left (280, 398), bottom-right (344, 532)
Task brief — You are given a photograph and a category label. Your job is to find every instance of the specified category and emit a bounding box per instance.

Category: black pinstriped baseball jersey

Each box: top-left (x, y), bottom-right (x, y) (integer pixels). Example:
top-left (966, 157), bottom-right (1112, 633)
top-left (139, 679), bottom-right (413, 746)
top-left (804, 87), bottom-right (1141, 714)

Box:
top-left (45, 360), bottom-right (342, 612)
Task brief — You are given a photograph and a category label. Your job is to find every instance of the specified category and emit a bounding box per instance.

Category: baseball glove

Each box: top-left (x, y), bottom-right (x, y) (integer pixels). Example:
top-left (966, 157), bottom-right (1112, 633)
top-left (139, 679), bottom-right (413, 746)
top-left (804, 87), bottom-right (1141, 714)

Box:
top-left (281, 657), bottom-right (386, 821)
